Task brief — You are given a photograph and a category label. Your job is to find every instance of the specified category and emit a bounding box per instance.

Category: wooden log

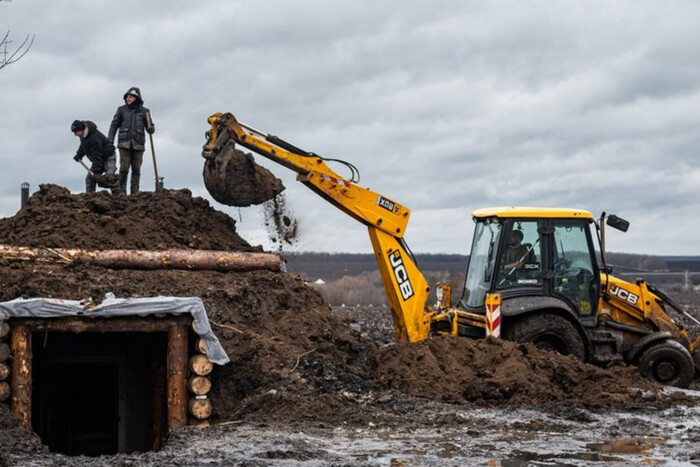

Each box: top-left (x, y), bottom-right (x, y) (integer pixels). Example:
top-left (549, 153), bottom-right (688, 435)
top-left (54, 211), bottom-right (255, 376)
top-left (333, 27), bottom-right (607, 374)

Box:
top-left (167, 325), bottom-right (189, 430)
top-left (0, 362), bottom-right (9, 381)
top-left (0, 244), bottom-right (284, 272)
top-left (196, 338), bottom-right (207, 355)
top-left (0, 381), bottom-right (9, 402)
top-left (10, 325), bottom-right (31, 428)
top-left (0, 343), bottom-right (10, 362)
top-left (0, 321), bottom-right (9, 339)
top-left (189, 418), bottom-right (211, 428)
top-left (188, 376), bottom-right (212, 396)
top-left (14, 315), bottom-right (191, 334)
top-left (188, 397), bottom-right (212, 420)
top-left (189, 354), bottom-right (213, 376)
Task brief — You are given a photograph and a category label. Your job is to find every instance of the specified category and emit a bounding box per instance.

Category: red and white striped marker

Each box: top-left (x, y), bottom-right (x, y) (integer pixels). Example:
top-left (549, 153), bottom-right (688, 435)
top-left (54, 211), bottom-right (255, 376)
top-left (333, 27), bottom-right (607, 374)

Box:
top-left (321, 174), bottom-right (351, 187)
top-left (485, 293), bottom-right (502, 338)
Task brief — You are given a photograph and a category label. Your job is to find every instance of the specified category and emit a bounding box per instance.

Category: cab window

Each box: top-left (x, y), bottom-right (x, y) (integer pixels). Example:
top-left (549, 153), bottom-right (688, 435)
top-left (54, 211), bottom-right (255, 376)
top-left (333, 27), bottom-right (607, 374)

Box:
top-left (496, 221), bottom-right (542, 288)
top-left (552, 221), bottom-right (596, 316)
top-left (461, 219), bottom-right (502, 308)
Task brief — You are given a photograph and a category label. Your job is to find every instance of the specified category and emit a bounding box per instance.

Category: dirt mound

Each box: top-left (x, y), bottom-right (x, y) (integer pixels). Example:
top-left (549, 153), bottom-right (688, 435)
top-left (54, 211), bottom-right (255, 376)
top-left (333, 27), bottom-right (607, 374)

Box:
top-left (0, 186), bottom-right (694, 447)
top-left (0, 184), bottom-right (256, 251)
top-left (203, 140), bottom-right (285, 207)
top-left (375, 337), bottom-right (690, 410)
top-left (0, 403), bottom-right (44, 456)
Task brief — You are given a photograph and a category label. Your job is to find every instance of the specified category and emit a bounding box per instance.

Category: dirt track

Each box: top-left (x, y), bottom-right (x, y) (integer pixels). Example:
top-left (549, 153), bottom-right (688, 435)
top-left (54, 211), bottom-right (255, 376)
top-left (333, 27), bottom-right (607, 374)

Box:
top-left (1, 185), bottom-right (700, 465)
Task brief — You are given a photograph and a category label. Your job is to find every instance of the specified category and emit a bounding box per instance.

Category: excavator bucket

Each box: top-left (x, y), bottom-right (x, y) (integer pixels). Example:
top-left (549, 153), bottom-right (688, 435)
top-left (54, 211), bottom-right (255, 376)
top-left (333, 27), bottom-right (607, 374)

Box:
top-left (202, 129), bottom-right (285, 207)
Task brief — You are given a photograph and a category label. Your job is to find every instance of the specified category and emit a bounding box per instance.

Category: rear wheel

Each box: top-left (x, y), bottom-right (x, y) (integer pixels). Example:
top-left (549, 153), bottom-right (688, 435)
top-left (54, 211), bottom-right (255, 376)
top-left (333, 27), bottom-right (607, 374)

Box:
top-left (637, 340), bottom-right (694, 388)
top-left (504, 312), bottom-right (585, 360)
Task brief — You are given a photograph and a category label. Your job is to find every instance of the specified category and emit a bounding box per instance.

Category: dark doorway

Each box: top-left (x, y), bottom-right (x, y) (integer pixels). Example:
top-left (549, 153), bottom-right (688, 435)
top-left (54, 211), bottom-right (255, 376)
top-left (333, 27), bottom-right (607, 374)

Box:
top-left (31, 332), bottom-right (167, 456)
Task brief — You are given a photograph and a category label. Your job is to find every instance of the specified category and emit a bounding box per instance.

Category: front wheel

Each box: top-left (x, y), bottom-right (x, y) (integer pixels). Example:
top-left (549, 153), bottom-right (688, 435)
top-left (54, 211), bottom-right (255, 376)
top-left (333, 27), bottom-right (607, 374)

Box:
top-left (503, 312), bottom-right (585, 360)
top-left (637, 340), bottom-right (694, 388)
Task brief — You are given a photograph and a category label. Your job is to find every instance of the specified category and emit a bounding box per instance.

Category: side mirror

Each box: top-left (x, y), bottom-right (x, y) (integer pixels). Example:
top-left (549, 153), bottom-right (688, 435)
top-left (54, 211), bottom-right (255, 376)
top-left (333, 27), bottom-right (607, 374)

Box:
top-left (606, 214), bottom-right (629, 232)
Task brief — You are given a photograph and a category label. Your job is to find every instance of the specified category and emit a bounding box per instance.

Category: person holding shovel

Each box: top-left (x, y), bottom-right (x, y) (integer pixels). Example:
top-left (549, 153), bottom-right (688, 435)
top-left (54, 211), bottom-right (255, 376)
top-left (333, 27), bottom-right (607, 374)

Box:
top-left (108, 86), bottom-right (155, 195)
top-left (71, 120), bottom-right (121, 194)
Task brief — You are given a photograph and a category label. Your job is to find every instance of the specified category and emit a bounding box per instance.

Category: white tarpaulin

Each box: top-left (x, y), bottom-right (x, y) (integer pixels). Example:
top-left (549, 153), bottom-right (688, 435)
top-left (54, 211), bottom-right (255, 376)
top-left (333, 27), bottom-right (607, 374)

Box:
top-left (0, 295), bottom-right (230, 365)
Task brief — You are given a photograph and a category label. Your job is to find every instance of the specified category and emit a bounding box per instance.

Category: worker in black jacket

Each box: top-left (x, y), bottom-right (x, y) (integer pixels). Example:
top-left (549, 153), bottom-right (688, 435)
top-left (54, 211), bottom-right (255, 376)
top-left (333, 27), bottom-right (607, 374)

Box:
top-left (108, 86), bottom-right (154, 195)
top-left (71, 120), bottom-right (120, 194)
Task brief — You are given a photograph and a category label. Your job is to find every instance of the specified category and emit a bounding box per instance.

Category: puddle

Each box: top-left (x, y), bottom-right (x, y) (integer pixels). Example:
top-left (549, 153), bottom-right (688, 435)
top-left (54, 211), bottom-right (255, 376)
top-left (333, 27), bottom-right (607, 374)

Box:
top-left (588, 437), bottom-right (666, 455)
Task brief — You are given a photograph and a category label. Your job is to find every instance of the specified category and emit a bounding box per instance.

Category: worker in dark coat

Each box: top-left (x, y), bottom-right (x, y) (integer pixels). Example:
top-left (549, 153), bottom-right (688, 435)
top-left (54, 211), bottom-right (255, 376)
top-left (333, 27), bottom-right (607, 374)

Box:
top-left (108, 86), bottom-right (155, 195)
top-left (71, 120), bottom-right (120, 194)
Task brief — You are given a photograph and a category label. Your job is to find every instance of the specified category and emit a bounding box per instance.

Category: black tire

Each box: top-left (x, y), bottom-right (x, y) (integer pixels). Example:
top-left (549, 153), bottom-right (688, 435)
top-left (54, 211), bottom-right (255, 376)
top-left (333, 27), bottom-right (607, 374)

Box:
top-left (637, 340), bottom-right (694, 388)
top-left (503, 312), bottom-right (585, 360)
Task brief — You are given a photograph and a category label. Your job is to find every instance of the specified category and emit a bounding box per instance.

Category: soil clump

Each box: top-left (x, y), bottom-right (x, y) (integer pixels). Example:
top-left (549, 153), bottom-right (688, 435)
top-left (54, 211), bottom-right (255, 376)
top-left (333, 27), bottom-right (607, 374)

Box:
top-left (202, 138), bottom-right (285, 207)
top-left (0, 185), bottom-right (696, 454)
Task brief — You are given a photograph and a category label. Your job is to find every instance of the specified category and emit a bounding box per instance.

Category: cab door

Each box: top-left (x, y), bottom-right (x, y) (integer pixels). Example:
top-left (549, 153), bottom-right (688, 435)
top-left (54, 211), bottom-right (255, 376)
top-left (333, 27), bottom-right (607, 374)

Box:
top-left (550, 219), bottom-right (599, 321)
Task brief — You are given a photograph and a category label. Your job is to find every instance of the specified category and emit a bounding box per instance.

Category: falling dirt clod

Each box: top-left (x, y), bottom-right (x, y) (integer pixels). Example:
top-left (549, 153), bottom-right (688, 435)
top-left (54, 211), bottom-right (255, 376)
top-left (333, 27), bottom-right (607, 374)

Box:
top-left (263, 194), bottom-right (299, 251)
top-left (203, 136), bottom-right (285, 207)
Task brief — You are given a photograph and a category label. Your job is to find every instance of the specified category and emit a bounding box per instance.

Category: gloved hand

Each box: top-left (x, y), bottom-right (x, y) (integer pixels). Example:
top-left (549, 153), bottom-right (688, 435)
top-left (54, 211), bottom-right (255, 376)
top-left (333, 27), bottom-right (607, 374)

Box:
top-left (73, 154), bottom-right (83, 162)
top-left (146, 125), bottom-right (155, 135)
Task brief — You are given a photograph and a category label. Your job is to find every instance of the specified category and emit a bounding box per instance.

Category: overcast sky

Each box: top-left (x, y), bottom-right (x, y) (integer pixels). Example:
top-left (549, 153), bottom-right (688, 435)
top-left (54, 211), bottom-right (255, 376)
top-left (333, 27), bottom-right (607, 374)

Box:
top-left (2, 1), bottom-right (700, 256)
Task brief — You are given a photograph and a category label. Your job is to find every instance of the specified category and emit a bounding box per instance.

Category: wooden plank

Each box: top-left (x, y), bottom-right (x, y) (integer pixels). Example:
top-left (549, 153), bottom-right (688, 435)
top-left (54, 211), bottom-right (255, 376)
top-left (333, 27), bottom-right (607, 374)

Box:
top-left (10, 324), bottom-right (31, 428)
top-left (11, 315), bottom-right (191, 333)
top-left (167, 325), bottom-right (189, 430)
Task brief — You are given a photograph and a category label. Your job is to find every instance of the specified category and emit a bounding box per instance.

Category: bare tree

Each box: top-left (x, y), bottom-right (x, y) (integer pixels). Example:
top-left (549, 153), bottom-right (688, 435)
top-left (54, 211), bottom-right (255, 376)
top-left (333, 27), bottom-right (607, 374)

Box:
top-left (1, 0), bottom-right (34, 71)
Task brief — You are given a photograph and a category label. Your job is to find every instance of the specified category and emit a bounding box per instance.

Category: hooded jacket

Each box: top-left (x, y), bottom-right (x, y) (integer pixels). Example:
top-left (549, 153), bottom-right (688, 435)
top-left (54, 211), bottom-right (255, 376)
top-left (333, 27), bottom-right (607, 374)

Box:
top-left (108, 87), bottom-right (154, 151)
top-left (74, 121), bottom-right (115, 171)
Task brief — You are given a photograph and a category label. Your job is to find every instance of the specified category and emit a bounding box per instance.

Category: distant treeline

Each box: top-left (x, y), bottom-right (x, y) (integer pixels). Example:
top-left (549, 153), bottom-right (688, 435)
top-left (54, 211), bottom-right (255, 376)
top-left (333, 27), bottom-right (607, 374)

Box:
top-left (285, 251), bottom-right (699, 306)
top-left (285, 251), bottom-right (695, 282)
top-left (285, 252), bottom-right (469, 282)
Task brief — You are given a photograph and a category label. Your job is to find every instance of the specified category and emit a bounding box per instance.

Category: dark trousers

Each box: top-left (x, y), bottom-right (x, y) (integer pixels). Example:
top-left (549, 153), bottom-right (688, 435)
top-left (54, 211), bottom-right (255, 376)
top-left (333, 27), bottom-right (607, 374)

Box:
top-left (119, 148), bottom-right (144, 194)
top-left (86, 154), bottom-right (118, 194)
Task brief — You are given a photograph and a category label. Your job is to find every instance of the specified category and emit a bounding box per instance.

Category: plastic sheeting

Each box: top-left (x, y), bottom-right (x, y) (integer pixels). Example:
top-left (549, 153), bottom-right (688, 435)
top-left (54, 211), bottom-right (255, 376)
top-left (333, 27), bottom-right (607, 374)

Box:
top-left (0, 295), bottom-right (230, 365)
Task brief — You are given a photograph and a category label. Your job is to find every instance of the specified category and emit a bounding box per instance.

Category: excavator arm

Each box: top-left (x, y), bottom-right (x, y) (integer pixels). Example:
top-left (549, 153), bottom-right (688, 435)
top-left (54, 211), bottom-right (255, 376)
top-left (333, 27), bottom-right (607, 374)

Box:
top-left (202, 112), bottom-right (432, 342)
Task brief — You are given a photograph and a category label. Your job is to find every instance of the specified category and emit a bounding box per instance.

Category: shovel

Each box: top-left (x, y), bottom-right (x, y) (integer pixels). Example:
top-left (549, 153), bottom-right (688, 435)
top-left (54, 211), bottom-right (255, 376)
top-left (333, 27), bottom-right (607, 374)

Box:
top-left (145, 111), bottom-right (162, 192)
top-left (76, 159), bottom-right (118, 188)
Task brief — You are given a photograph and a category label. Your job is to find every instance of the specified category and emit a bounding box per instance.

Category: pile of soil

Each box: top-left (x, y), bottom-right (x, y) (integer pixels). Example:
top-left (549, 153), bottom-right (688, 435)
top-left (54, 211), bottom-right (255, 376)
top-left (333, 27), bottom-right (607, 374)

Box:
top-left (0, 404), bottom-right (43, 458)
top-left (0, 185), bottom-right (255, 251)
top-left (0, 185), bottom-right (695, 454)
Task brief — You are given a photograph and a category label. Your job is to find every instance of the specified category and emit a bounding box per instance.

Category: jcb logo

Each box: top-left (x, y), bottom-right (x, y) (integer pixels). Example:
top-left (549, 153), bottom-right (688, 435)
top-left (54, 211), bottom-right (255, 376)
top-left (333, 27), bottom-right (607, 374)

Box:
top-left (377, 196), bottom-right (400, 214)
top-left (610, 285), bottom-right (639, 306)
top-left (389, 251), bottom-right (414, 301)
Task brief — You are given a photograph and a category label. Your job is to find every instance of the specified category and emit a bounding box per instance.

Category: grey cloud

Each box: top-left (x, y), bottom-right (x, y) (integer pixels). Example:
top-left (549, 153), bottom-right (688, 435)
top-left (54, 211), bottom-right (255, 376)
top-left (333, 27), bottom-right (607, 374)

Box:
top-left (2, 0), bottom-right (700, 255)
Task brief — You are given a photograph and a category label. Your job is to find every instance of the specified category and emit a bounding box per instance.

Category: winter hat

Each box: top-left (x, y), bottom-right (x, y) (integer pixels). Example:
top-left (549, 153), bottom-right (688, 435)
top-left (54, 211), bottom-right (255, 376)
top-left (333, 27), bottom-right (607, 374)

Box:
top-left (71, 120), bottom-right (86, 132)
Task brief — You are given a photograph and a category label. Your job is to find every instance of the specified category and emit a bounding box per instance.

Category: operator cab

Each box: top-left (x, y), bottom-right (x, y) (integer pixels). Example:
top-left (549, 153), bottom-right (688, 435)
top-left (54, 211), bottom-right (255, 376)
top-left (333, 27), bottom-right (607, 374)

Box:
top-left (460, 207), bottom-right (602, 323)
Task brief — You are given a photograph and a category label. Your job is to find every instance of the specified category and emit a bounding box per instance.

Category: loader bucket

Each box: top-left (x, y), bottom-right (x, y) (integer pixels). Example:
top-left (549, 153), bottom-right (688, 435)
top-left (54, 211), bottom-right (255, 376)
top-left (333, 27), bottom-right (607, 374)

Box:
top-left (202, 130), bottom-right (285, 207)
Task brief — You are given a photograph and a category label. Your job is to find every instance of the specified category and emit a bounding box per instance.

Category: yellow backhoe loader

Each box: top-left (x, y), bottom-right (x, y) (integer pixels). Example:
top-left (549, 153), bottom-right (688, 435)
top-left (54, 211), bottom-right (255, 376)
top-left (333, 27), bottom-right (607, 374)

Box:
top-left (202, 112), bottom-right (700, 388)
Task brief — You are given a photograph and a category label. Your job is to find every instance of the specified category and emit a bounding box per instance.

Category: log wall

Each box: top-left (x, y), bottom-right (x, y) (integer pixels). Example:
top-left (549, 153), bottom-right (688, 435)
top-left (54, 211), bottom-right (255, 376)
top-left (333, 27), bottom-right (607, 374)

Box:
top-left (1, 315), bottom-right (217, 437)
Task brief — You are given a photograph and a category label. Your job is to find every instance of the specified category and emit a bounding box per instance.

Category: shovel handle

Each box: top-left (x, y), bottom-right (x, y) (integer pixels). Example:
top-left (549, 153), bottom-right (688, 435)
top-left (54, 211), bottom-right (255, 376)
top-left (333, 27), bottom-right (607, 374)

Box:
top-left (146, 112), bottom-right (160, 191)
top-left (77, 159), bottom-right (93, 176)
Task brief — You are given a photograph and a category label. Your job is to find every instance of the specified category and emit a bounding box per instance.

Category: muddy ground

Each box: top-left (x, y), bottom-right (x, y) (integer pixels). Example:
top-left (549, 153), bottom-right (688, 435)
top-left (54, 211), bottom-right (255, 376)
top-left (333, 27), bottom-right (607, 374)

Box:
top-left (2, 186), bottom-right (700, 466)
